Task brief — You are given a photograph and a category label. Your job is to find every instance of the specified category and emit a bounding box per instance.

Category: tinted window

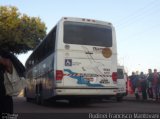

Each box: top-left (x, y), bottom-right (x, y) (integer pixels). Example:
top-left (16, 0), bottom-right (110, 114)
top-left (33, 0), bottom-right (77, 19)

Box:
top-left (26, 26), bottom-right (57, 69)
top-left (117, 69), bottom-right (124, 79)
top-left (64, 21), bottom-right (112, 47)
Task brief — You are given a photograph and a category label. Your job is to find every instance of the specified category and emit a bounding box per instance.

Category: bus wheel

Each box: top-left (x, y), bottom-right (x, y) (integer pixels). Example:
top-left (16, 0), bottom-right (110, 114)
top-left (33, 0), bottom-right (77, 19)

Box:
top-left (35, 84), bottom-right (44, 105)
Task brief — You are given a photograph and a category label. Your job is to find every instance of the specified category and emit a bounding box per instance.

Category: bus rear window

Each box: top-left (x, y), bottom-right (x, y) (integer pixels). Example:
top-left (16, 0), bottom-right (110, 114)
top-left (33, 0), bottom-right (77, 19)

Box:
top-left (64, 21), bottom-right (112, 47)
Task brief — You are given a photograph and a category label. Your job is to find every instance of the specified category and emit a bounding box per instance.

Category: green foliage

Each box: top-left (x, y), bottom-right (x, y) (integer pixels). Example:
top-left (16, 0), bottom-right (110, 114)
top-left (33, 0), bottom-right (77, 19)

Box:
top-left (0, 6), bottom-right (47, 54)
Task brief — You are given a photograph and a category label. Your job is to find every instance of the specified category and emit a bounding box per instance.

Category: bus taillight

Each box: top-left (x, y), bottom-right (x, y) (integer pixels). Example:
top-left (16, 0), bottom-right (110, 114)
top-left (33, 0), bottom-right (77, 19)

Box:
top-left (56, 70), bottom-right (63, 80)
top-left (112, 72), bottom-right (117, 82)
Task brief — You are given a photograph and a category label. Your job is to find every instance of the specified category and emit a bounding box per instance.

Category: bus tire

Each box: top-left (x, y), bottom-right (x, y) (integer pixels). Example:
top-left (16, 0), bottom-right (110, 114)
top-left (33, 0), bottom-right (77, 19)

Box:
top-left (35, 84), bottom-right (44, 105)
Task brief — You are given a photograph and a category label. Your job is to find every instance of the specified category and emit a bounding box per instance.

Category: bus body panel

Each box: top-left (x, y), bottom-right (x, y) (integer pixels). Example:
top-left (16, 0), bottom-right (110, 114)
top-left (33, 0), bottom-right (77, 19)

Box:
top-left (25, 54), bottom-right (55, 99)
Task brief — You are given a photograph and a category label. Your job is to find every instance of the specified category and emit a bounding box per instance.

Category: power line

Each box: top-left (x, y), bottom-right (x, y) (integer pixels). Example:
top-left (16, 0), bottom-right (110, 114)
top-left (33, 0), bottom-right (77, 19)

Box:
top-left (118, 22), bottom-right (160, 45)
top-left (115, 0), bottom-right (157, 26)
top-left (116, 8), bottom-right (160, 31)
top-left (115, 0), bottom-right (159, 29)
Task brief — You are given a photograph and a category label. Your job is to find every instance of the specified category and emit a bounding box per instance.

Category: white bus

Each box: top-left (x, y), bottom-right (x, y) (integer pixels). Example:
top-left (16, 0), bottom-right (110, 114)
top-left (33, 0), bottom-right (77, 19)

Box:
top-left (25, 17), bottom-right (118, 104)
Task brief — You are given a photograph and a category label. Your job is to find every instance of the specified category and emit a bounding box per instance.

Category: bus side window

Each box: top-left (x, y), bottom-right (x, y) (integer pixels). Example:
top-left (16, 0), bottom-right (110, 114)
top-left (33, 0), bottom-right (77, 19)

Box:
top-left (26, 26), bottom-right (57, 70)
top-left (45, 26), bottom-right (56, 57)
top-left (36, 26), bottom-right (57, 62)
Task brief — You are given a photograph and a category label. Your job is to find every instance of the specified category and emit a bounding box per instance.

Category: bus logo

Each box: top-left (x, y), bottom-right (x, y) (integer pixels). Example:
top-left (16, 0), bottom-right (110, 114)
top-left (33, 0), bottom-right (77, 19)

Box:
top-left (65, 59), bottom-right (72, 66)
top-left (102, 48), bottom-right (112, 58)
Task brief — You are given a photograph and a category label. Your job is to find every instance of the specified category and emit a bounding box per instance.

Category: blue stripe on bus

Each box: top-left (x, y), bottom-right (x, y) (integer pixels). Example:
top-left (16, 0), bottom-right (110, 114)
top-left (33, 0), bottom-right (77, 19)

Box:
top-left (64, 69), bottom-right (104, 87)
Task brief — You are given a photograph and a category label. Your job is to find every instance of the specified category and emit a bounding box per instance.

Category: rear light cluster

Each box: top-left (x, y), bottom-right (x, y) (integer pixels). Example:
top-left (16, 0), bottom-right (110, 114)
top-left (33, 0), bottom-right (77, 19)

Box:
top-left (56, 70), bottom-right (63, 80)
top-left (112, 72), bottom-right (117, 82)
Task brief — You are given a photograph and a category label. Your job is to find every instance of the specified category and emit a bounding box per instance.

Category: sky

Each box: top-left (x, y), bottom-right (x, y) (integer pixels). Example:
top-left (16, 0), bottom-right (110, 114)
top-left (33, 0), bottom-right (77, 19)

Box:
top-left (1, 0), bottom-right (160, 75)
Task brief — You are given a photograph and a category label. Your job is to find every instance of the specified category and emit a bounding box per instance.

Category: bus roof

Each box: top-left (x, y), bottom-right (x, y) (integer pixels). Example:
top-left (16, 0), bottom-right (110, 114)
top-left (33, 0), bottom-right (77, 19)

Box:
top-left (60, 17), bottom-right (113, 26)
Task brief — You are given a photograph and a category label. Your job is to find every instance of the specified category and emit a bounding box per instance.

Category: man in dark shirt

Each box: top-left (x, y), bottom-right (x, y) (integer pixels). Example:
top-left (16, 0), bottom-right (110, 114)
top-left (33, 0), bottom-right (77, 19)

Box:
top-left (130, 72), bottom-right (140, 100)
top-left (0, 56), bottom-right (13, 114)
top-left (147, 69), bottom-right (154, 99)
top-left (0, 50), bottom-right (25, 115)
top-left (0, 64), bottom-right (5, 97)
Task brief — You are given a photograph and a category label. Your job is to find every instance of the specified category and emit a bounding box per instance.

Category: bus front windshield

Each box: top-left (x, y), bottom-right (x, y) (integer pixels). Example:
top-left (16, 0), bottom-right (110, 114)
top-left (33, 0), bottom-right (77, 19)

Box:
top-left (64, 21), bottom-right (112, 47)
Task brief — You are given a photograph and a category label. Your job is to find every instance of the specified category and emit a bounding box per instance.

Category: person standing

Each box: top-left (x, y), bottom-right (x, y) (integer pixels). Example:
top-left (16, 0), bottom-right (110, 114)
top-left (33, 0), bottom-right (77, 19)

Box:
top-left (139, 72), bottom-right (147, 100)
top-left (0, 56), bottom-right (13, 114)
top-left (146, 69), bottom-right (153, 99)
top-left (152, 69), bottom-right (160, 100)
top-left (130, 72), bottom-right (140, 100)
top-left (0, 49), bottom-right (26, 115)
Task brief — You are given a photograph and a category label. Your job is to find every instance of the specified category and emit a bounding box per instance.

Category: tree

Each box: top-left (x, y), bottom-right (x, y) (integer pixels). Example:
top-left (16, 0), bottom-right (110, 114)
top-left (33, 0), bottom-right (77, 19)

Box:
top-left (0, 6), bottom-right (47, 54)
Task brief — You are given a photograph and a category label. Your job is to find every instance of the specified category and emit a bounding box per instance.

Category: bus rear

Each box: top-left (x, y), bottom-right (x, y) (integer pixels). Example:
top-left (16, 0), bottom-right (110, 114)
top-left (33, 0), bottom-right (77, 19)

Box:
top-left (54, 17), bottom-right (118, 99)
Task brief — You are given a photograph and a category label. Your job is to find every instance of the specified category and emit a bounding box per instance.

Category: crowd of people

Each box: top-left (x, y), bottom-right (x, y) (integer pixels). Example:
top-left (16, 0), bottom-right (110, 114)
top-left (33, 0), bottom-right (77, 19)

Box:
top-left (129, 69), bottom-right (160, 101)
